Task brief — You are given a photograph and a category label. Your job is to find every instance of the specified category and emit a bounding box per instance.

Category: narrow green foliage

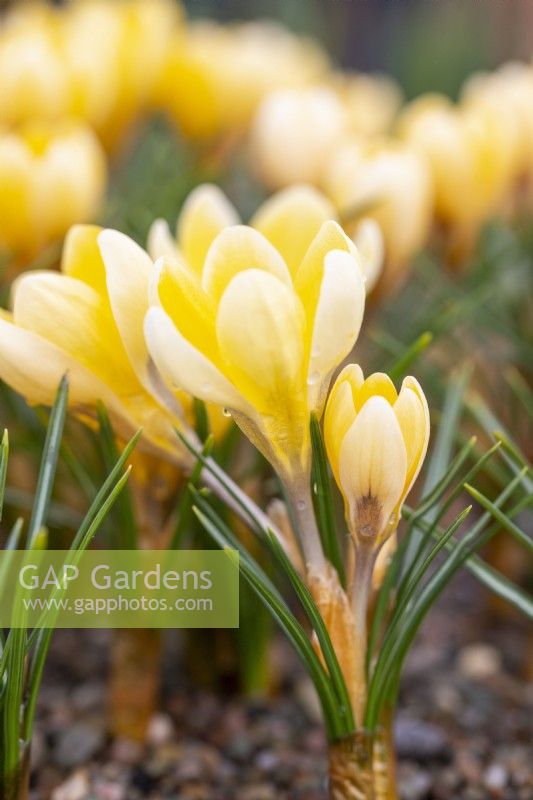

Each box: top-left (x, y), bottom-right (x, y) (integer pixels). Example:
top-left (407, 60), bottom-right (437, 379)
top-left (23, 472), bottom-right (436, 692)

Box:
top-left (0, 381), bottom-right (140, 796)
top-left (401, 367), bottom-right (470, 575)
top-left (387, 331), bottom-right (433, 381)
top-left (0, 430), bottom-right (8, 520)
top-left (310, 415), bottom-right (345, 587)
top-left (193, 398), bottom-right (210, 443)
top-left (26, 376), bottom-right (69, 547)
top-left (193, 502), bottom-right (348, 741)
top-left (97, 403), bottom-right (137, 549)
top-left (465, 482), bottom-right (533, 555)
top-left (265, 530), bottom-right (354, 732)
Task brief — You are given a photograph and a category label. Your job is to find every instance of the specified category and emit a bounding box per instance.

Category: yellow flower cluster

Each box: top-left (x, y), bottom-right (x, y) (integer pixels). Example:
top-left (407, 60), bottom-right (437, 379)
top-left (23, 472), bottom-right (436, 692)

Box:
top-left (1, 1), bottom-right (530, 283)
top-left (250, 61), bottom-right (533, 288)
top-left (0, 184), bottom-right (426, 571)
top-left (0, 0), bottom-right (183, 260)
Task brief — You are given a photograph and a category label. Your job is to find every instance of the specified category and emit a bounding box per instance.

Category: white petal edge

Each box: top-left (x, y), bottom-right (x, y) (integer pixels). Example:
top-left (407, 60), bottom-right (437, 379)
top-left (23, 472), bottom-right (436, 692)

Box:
top-left (144, 306), bottom-right (250, 415)
top-left (307, 249), bottom-right (366, 411)
top-left (147, 218), bottom-right (181, 262)
top-left (354, 218), bottom-right (384, 294)
top-left (98, 229), bottom-right (155, 392)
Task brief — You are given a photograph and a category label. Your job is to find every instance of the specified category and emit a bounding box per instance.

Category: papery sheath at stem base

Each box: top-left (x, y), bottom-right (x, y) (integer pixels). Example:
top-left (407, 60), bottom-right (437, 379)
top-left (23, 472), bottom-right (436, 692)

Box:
top-left (373, 713), bottom-right (398, 800)
top-left (328, 722), bottom-right (398, 800)
top-left (328, 730), bottom-right (374, 800)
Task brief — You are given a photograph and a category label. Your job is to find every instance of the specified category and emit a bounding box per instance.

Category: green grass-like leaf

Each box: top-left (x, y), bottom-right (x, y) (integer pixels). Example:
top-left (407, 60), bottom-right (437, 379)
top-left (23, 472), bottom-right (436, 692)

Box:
top-left (310, 414), bottom-right (345, 587)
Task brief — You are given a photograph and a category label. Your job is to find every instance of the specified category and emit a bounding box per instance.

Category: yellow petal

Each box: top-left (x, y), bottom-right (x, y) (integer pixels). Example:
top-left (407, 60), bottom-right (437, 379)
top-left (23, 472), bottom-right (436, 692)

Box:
top-left (216, 269), bottom-right (306, 415)
top-left (153, 256), bottom-right (220, 368)
top-left (354, 373), bottom-right (397, 411)
top-left (12, 271), bottom-right (138, 397)
top-left (295, 220), bottom-right (355, 336)
top-left (61, 224), bottom-right (106, 297)
top-left (335, 363), bottom-right (366, 398)
top-left (306, 249), bottom-right (365, 413)
top-left (0, 314), bottom-right (137, 435)
top-left (147, 218), bottom-right (181, 262)
top-left (324, 379), bottom-right (357, 485)
top-left (202, 225), bottom-right (291, 302)
top-left (0, 135), bottom-right (32, 253)
top-left (145, 306), bottom-right (248, 413)
top-left (98, 229), bottom-right (155, 391)
top-left (324, 364), bottom-right (364, 485)
top-left (251, 185), bottom-right (336, 275)
top-left (177, 183), bottom-right (239, 274)
top-left (394, 376), bottom-right (430, 501)
top-left (339, 396), bottom-right (407, 540)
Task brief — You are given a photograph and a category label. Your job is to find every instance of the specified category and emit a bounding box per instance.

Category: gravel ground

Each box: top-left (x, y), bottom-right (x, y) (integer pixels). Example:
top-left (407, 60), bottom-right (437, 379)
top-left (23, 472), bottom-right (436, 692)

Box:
top-left (29, 569), bottom-right (532, 800)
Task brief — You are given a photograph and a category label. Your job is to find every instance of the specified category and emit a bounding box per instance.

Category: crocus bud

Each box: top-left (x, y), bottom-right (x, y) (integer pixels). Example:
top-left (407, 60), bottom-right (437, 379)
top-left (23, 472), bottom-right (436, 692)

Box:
top-left (324, 365), bottom-right (429, 546)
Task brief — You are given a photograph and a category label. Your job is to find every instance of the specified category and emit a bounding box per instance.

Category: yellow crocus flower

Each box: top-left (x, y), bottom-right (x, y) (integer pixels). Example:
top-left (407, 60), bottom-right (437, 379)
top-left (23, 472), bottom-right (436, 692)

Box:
top-left (154, 20), bottom-right (328, 140)
top-left (324, 365), bottom-right (429, 547)
top-left (0, 0), bottom-right (180, 150)
top-left (251, 86), bottom-right (348, 189)
top-left (461, 62), bottom-right (533, 192)
top-left (0, 121), bottom-right (106, 261)
top-left (324, 138), bottom-right (433, 294)
top-left (71, 0), bottom-right (180, 150)
top-left (0, 3), bottom-right (69, 125)
top-left (250, 74), bottom-right (402, 192)
top-left (398, 94), bottom-right (514, 261)
top-left (144, 185), bottom-right (367, 490)
top-left (0, 225), bottom-right (192, 465)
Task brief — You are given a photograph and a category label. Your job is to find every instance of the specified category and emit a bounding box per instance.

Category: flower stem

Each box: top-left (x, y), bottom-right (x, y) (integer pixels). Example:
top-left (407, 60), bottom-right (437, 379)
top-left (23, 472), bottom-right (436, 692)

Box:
top-left (350, 543), bottom-right (377, 724)
top-left (287, 471), bottom-right (326, 573)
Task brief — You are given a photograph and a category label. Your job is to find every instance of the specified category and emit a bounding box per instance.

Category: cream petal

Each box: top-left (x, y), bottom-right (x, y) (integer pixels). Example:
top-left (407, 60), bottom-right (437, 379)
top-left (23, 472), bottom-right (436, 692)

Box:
top-left (98, 229), bottom-right (155, 392)
top-left (353, 218), bottom-right (384, 293)
top-left (251, 185), bottom-right (336, 275)
top-left (144, 306), bottom-right (248, 414)
top-left (147, 218), bottom-right (181, 262)
top-left (215, 269), bottom-right (306, 412)
top-left (177, 183), bottom-right (240, 274)
top-left (339, 396), bottom-right (407, 540)
top-left (307, 249), bottom-right (365, 412)
top-left (201, 225), bottom-right (291, 301)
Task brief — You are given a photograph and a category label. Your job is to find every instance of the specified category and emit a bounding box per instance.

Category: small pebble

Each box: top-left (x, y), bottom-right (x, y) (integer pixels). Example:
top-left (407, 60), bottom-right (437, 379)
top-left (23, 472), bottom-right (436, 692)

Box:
top-left (93, 779), bottom-right (126, 800)
top-left (398, 762), bottom-right (432, 800)
top-left (483, 763), bottom-right (508, 795)
top-left (109, 737), bottom-right (143, 765)
top-left (395, 717), bottom-right (450, 762)
top-left (146, 713), bottom-right (174, 746)
top-left (457, 644), bottom-right (502, 680)
top-left (53, 722), bottom-right (105, 769)
top-left (51, 769), bottom-right (89, 800)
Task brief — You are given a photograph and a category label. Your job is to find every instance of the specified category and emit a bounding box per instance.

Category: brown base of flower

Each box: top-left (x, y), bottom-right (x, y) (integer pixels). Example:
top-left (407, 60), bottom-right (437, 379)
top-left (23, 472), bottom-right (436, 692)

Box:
top-left (328, 723), bottom-right (398, 800)
top-left (329, 731), bottom-right (375, 800)
top-left (109, 627), bottom-right (162, 741)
